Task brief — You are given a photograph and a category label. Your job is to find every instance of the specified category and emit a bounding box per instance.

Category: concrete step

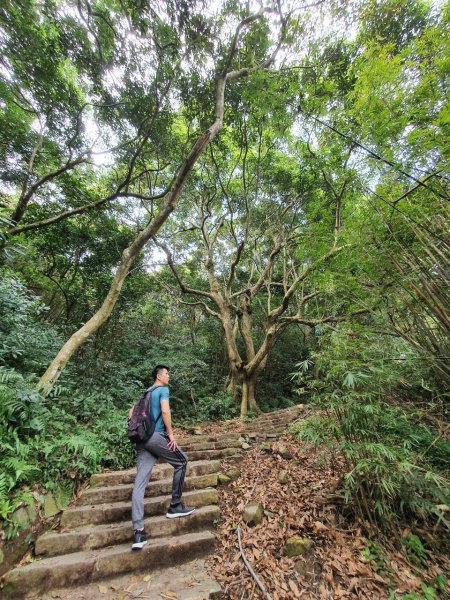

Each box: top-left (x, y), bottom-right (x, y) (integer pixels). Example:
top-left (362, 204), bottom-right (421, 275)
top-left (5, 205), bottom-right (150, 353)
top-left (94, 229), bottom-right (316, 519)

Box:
top-left (39, 558), bottom-right (221, 600)
top-left (61, 487), bottom-right (218, 529)
top-left (180, 423), bottom-right (288, 442)
top-left (188, 447), bottom-right (240, 461)
top-left (243, 426), bottom-right (285, 435)
top-left (78, 472), bottom-right (217, 505)
top-left (90, 458), bottom-right (220, 488)
top-left (181, 430), bottom-right (284, 450)
top-left (181, 439), bottom-right (242, 451)
top-left (178, 405), bottom-right (304, 442)
top-left (179, 433), bottom-right (240, 445)
top-left (3, 530), bottom-right (216, 599)
top-left (36, 505), bottom-right (220, 557)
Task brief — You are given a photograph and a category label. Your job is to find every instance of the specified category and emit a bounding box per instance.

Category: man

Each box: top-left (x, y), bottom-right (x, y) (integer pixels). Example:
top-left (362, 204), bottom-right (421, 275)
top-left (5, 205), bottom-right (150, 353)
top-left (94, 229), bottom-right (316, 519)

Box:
top-left (131, 364), bottom-right (195, 550)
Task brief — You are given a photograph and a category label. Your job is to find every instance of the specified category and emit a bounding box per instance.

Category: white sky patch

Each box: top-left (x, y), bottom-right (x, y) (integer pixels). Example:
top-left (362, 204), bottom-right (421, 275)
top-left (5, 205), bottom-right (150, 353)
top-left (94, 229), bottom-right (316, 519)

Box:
top-left (29, 118), bottom-right (43, 134)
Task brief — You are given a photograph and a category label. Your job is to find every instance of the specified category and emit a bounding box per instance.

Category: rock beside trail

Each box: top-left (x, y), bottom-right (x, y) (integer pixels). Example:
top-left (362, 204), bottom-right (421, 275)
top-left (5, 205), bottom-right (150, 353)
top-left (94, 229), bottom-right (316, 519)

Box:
top-left (218, 473), bottom-right (231, 484)
top-left (43, 492), bottom-right (60, 518)
top-left (284, 536), bottom-right (313, 557)
top-left (225, 467), bottom-right (240, 480)
top-left (277, 443), bottom-right (293, 460)
top-left (278, 470), bottom-right (289, 484)
top-left (243, 502), bottom-right (264, 527)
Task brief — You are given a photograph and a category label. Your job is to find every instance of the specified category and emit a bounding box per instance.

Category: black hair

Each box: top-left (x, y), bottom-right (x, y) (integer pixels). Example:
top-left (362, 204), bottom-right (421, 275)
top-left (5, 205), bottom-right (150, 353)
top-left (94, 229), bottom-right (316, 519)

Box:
top-left (152, 364), bottom-right (170, 381)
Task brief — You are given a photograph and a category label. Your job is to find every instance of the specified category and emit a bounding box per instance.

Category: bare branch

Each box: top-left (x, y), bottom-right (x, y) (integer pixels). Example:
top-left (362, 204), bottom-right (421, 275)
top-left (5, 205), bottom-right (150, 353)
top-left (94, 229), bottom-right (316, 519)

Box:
top-left (221, 11), bottom-right (266, 76)
top-left (227, 241), bottom-right (245, 294)
top-left (179, 299), bottom-right (220, 319)
top-left (155, 240), bottom-right (217, 301)
top-left (10, 156), bottom-right (87, 226)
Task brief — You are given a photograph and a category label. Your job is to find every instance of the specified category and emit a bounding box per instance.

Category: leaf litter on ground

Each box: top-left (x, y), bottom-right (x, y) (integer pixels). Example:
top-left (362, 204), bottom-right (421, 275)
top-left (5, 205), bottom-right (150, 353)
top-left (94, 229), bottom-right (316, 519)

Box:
top-left (205, 430), bottom-right (450, 599)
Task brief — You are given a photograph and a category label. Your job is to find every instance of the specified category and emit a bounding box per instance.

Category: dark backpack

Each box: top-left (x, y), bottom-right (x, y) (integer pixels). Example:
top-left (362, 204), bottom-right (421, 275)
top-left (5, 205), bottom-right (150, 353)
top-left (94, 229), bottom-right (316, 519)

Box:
top-left (127, 386), bottom-right (159, 444)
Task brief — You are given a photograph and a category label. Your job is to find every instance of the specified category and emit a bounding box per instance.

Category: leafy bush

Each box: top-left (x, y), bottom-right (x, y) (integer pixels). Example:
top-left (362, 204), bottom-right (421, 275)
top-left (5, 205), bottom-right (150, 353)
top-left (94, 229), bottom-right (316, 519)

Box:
top-left (290, 325), bottom-right (450, 536)
top-left (0, 367), bottom-right (135, 534)
top-left (195, 391), bottom-right (239, 422)
top-left (0, 275), bottom-right (137, 536)
top-left (0, 270), bottom-right (62, 373)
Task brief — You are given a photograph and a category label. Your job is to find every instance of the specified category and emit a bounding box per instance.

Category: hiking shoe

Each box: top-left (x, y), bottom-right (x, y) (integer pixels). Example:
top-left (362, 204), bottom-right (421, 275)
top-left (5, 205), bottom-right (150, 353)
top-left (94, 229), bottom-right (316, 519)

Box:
top-left (131, 529), bottom-right (147, 550)
top-left (166, 502), bottom-right (196, 519)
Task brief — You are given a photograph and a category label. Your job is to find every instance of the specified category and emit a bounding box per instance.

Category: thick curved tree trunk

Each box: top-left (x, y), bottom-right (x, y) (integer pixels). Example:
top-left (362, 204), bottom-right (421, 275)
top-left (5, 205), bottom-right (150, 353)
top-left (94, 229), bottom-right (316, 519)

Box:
top-left (38, 11), bottom-right (276, 392)
top-left (226, 368), bottom-right (241, 403)
top-left (38, 126), bottom-right (216, 391)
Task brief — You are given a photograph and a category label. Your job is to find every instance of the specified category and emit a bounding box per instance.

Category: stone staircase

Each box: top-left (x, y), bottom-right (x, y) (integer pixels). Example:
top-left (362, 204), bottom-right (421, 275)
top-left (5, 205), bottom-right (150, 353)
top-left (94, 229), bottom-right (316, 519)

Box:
top-left (2, 404), bottom-right (304, 599)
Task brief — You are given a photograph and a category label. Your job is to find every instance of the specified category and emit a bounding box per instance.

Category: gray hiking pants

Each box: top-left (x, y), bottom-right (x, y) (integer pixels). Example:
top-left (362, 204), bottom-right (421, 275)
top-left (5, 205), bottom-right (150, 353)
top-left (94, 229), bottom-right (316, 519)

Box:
top-left (131, 431), bottom-right (188, 530)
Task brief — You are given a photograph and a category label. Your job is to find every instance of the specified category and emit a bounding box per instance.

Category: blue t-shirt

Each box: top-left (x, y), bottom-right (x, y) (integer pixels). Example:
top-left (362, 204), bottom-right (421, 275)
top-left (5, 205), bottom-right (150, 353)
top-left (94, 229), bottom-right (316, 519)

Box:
top-left (148, 385), bottom-right (169, 433)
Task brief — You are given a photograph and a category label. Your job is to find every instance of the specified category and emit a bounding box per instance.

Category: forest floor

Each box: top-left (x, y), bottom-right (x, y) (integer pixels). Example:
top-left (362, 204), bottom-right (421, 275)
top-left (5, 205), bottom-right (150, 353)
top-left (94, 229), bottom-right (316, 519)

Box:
top-left (200, 419), bottom-right (450, 600)
top-left (18, 417), bottom-right (449, 600)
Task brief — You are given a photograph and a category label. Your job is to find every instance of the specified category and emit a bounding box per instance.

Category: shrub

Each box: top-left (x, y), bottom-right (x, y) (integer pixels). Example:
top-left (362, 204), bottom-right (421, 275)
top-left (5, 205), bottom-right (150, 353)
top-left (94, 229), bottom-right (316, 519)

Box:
top-left (195, 391), bottom-right (239, 422)
top-left (290, 325), bottom-right (450, 536)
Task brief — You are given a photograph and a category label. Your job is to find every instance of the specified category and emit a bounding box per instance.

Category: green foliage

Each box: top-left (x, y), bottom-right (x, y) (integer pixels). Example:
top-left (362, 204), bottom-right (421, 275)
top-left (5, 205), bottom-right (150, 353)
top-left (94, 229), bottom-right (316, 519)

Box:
top-left (195, 391), bottom-right (239, 422)
top-left (363, 540), bottom-right (395, 582)
top-left (401, 533), bottom-right (428, 568)
top-left (291, 325), bottom-right (450, 536)
top-left (0, 275), bottom-right (136, 533)
top-left (0, 270), bottom-right (63, 372)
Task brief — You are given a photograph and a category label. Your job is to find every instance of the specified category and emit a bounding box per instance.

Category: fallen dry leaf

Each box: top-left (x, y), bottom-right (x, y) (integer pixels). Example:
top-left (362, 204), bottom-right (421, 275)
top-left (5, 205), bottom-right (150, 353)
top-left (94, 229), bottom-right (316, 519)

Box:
top-left (204, 429), bottom-right (447, 600)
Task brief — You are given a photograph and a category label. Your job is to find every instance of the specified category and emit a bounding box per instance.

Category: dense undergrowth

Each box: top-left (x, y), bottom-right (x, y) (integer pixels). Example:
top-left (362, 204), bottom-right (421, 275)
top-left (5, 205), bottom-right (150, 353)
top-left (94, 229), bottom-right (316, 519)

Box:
top-left (0, 270), bottom-right (243, 538)
top-left (290, 324), bottom-right (450, 562)
top-left (1, 267), bottom-right (449, 590)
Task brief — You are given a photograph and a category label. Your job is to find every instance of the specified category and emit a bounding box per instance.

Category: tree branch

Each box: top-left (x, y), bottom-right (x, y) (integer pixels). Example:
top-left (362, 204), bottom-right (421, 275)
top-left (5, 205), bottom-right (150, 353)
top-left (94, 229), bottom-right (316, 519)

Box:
top-left (155, 240), bottom-right (217, 301)
top-left (179, 299), bottom-right (220, 319)
top-left (269, 244), bottom-right (348, 321)
top-left (10, 156), bottom-right (87, 225)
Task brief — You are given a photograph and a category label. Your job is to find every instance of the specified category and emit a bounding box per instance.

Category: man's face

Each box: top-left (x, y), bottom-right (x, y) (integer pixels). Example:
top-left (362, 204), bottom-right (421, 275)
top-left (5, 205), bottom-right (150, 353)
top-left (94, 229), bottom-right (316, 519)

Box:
top-left (158, 368), bottom-right (170, 385)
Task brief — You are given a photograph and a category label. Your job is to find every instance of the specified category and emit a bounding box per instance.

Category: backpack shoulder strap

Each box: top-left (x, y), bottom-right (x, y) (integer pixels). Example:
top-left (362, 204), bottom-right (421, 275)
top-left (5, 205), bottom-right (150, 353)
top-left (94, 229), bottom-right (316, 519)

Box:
top-left (145, 385), bottom-right (160, 423)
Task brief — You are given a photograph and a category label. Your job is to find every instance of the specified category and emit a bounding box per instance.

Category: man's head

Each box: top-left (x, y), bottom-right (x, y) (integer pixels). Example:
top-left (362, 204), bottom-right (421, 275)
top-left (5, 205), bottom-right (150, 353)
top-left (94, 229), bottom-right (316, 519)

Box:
top-left (152, 364), bottom-right (170, 385)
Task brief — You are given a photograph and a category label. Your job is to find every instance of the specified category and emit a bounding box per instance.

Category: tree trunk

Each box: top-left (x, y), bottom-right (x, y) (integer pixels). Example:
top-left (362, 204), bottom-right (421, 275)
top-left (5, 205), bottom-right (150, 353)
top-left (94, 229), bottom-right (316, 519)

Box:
top-left (38, 127), bottom-right (215, 391)
top-left (240, 373), bottom-right (258, 419)
top-left (226, 368), bottom-right (241, 402)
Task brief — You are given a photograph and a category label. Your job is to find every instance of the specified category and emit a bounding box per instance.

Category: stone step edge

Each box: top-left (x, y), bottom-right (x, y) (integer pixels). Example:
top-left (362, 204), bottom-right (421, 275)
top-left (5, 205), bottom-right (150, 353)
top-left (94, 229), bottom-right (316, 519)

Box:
top-left (79, 472), bottom-right (218, 505)
top-left (63, 486), bottom-right (217, 516)
top-left (40, 559), bottom-right (222, 600)
top-left (181, 431), bottom-right (284, 448)
top-left (179, 405), bottom-right (304, 432)
top-left (88, 449), bottom-right (240, 488)
top-left (2, 531), bottom-right (216, 599)
top-left (90, 459), bottom-right (220, 486)
top-left (179, 429), bottom-right (287, 444)
top-left (36, 505), bottom-right (220, 557)
top-left (60, 487), bottom-right (218, 528)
